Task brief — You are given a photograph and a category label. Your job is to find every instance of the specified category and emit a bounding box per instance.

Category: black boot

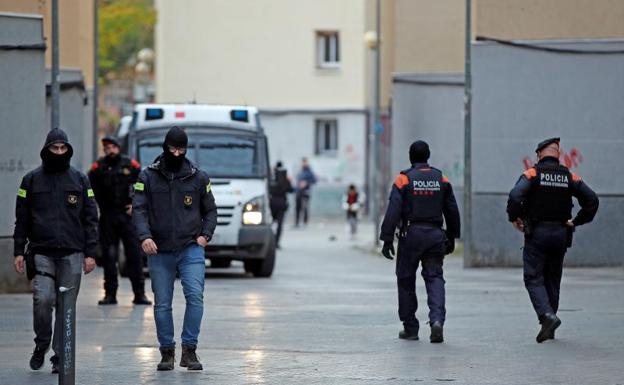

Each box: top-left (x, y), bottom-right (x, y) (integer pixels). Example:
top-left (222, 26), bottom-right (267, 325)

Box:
top-left (50, 355), bottom-right (59, 374)
top-left (132, 293), bottom-right (152, 305)
top-left (398, 329), bottom-right (419, 341)
top-left (536, 313), bottom-right (561, 343)
top-left (29, 345), bottom-right (46, 370)
top-left (180, 345), bottom-right (203, 370)
top-left (157, 347), bottom-right (175, 371)
top-left (98, 294), bottom-right (117, 305)
top-left (430, 321), bottom-right (444, 343)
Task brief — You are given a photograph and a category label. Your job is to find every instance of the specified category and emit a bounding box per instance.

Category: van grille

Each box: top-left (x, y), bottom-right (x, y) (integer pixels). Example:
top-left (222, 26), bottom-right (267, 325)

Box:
top-left (217, 205), bottom-right (235, 226)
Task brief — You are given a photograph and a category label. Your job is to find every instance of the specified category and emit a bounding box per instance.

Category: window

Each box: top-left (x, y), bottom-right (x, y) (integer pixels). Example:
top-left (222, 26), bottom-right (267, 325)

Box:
top-left (316, 31), bottom-right (340, 68)
top-left (315, 119), bottom-right (338, 155)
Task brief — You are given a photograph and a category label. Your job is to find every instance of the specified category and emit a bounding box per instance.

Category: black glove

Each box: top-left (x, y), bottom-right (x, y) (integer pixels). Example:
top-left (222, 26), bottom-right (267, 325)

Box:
top-left (444, 231), bottom-right (455, 255)
top-left (381, 241), bottom-right (395, 260)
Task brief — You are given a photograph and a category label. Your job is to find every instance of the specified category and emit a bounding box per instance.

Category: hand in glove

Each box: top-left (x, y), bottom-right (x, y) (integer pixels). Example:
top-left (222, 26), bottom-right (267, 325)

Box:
top-left (444, 231), bottom-right (455, 255)
top-left (381, 241), bottom-right (395, 260)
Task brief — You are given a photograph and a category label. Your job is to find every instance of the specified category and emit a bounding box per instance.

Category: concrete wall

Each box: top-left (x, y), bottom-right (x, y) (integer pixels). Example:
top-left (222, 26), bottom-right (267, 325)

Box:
top-left (469, 39), bottom-right (624, 266)
top-left (0, 12), bottom-right (46, 292)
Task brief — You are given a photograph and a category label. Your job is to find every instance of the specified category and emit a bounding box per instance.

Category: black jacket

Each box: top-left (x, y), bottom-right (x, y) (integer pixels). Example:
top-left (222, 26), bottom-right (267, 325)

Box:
top-left (13, 166), bottom-right (99, 257)
top-left (507, 157), bottom-right (599, 226)
top-left (380, 163), bottom-right (461, 243)
top-left (89, 154), bottom-right (141, 212)
top-left (132, 154), bottom-right (218, 252)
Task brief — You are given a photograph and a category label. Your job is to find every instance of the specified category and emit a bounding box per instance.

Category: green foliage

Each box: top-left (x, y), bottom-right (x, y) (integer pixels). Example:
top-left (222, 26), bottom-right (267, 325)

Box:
top-left (99, 0), bottom-right (155, 81)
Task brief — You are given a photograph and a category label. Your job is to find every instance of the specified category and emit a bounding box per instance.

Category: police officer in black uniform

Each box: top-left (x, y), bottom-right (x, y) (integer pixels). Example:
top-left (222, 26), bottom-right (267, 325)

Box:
top-left (507, 137), bottom-right (598, 343)
top-left (89, 135), bottom-right (151, 305)
top-left (13, 128), bottom-right (98, 372)
top-left (380, 140), bottom-right (460, 343)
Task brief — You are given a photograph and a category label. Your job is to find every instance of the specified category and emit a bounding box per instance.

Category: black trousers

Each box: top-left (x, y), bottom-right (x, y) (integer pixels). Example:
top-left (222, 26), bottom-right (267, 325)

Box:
top-left (295, 192), bottom-right (310, 226)
top-left (523, 224), bottom-right (568, 321)
top-left (272, 207), bottom-right (286, 246)
top-left (396, 226), bottom-right (446, 333)
top-left (99, 210), bottom-right (145, 296)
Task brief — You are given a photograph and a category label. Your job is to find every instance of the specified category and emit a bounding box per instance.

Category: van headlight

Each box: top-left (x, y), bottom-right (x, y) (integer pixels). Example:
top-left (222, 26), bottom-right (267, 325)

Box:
top-left (242, 196), bottom-right (264, 225)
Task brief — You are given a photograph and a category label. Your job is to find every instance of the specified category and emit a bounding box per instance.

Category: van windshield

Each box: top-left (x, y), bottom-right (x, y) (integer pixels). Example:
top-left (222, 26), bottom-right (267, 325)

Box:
top-left (137, 133), bottom-right (265, 178)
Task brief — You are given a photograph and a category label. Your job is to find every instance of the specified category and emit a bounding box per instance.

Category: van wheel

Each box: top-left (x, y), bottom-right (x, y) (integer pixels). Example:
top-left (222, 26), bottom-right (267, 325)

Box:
top-left (210, 259), bottom-right (231, 268)
top-left (244, 237), bottom-right (276, 277)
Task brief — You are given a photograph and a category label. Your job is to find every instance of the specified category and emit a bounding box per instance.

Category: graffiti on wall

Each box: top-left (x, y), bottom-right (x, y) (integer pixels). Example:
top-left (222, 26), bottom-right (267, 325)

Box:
top-left (522, 147), bottom-right (584, 170)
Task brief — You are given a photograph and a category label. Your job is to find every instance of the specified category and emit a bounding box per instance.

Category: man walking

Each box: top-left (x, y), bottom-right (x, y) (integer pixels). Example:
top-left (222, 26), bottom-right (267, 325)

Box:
top-left (133, 126), bottom-right (217, 371)
top-left (294, 158), bottom-right (316, 227)
top-left (89, 135), bottom-right (151, 305)
top-left (13, 128), bottom-right (98, 373)
top-left (507, 137), bottom-right (599, 342)
top-left (269, 161), bottom-right (293, 248)
top-left (380, 140), bottom-right (460, 343)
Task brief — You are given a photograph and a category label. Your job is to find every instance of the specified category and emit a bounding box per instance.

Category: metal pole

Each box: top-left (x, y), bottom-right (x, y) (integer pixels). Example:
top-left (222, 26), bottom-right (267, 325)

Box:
top-left (51, 0), bottom-right (60, 130)
top-left (463, 0), bottom-right (472, 265)
top-left (92, 0), bottom-right (99, 160)
top-left (372, 0), bottom-right (381, 246)
top-left (57, 286), bottom-right (76, 385)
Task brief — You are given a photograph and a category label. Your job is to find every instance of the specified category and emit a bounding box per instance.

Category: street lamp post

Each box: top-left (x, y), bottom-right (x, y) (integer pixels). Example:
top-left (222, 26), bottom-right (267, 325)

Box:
top-left (51, 0), bottom-right (60, 131)
top-left (463, 0), bottom-right (473, 265)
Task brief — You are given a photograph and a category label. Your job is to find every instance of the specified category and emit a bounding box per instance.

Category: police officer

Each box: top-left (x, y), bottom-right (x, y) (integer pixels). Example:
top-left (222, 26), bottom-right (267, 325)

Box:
top-left (13, 128), bottom-right (98, 373)
top-left (89, 135), bottom-right (151, 305)
top-left (132, 126), bottom-right (217, 371)
top-left (507, 137), bottom-right (598, 343)
top-left (269, 161), bottom-right (293, 248)
top-left (380, 140), bottom-right (460, 343)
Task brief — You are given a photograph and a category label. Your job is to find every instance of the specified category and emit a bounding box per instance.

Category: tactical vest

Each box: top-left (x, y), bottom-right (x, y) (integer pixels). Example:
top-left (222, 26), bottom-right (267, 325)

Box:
top-left (526, 163), bottom-right (573, 222)
top-left (402, 166), bottom-right (445, 224)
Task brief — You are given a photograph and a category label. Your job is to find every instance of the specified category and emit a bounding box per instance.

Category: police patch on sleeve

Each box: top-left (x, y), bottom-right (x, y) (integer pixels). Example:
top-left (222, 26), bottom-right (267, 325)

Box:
top-left (134, 182), bottom-right (144, 192)
top-left (17, 188), bottom-right (27, 198)
top-left (87, 189), bottom-right (95, 198)
top-left (206, 182), bottom-right (212, 193)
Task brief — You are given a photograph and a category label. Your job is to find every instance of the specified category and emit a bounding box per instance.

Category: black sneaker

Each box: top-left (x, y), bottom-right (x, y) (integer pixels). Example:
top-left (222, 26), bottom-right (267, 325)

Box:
top-left (398, 330), bottom-right (419, 340)
top-left (157, 347), bottom-right (175, 371)
top-left (536, 313), bottom-right (561, 343)
top-left (29, 346), bottom-right (46, 370)
top-left (98, 295), bottom-right (117, 305)
top-left (180, 345), bottom-right (203, 370)
top-left (132, 293), bottom-right (152, 305)
top-left (430, 321), bottom-right (444, 343)
top-left (50, 355), bottom-right (59, 374)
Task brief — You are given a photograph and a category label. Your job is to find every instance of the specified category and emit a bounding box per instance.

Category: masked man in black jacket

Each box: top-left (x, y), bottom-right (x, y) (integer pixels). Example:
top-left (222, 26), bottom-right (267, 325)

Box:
top-left (13, 128), bottom-right (98, 373)
top-left (133, 126), bottom-right (217, 371)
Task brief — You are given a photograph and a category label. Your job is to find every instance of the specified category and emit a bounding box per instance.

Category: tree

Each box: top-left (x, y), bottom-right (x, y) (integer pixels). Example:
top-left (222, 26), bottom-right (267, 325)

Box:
top-left (99, 0), bottom-right (155, 82)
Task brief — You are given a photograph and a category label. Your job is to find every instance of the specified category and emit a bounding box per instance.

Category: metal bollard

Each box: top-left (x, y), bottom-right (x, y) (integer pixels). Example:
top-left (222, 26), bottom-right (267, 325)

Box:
top-left (58, 286), bottom-right (76, 385)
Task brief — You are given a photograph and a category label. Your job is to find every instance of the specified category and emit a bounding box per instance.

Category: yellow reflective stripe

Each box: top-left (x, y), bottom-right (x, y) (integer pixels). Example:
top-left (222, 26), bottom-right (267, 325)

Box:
top-left (206, 182), bottom-right (212, 193)
top-left (87, 189), bottom-right (95, 198)
top-left (134, 182), bottom-right (145, 192)
top-left (17, 188), bottom-right (27, 198)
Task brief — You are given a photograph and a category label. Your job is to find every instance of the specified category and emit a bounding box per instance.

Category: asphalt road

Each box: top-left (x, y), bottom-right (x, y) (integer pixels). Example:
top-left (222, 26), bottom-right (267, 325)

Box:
top-left (0, 221), bottom-right (623, 384)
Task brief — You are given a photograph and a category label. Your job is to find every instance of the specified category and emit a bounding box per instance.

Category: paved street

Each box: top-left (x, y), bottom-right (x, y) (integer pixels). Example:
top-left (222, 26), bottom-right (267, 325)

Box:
top-left (1, 221), bottom-right (623, 385)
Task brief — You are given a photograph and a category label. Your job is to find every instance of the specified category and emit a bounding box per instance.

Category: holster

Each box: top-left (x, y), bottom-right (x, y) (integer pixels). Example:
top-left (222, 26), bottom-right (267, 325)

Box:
top-left (566, 226), bottom-right (575, 248)
top-left (25, 247), bottom-right (36, 281)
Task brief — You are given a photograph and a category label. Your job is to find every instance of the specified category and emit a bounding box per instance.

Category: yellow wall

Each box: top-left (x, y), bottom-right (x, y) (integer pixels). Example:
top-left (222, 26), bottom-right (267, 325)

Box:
top-left (476, 0), bottom-right (624, 40)
top-left (0, 0), bottom-right (94, 87)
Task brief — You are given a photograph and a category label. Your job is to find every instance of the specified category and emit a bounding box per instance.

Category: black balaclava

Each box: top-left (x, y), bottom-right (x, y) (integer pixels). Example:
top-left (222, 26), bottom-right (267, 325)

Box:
top-left (162, 126), bottom-right (188, 172)
top-left (409, 140), bottom-right (430, 164)
top-left (40, 128), bottom-right (73, 173)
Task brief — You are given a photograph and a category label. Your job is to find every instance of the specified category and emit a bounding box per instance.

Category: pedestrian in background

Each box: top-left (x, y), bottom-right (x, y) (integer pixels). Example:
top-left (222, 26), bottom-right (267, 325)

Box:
top-left (294, 157), bottom-right (317, 227)
top-left (133, 126), bottom-right (217, 371)
top-left (507, 137), bottom-right (598, 343)
top-left (342, 184), bottom-right (364, 238)
top-left (380, 140), bottom-right (460, 343)
top-left (13, 128), bottom-right (98, 373)
top-left (269, 161), bottom-right (293, 248)
top-left (89, 135), bottom-right (151, 306)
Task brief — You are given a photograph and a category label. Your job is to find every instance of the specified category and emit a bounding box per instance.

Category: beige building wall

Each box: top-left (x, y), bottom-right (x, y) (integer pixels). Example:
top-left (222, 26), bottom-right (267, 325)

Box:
top-left (476, 0), bottom-right (624, 40)
top-left (155, 0), bottom-right (368, 109)
top-left (0, 0), bottom-right (94, 87)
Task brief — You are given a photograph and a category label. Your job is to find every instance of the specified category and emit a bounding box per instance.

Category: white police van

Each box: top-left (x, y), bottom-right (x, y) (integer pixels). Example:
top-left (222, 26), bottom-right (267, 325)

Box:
top-left (117, 104), bottom-right (276, 277)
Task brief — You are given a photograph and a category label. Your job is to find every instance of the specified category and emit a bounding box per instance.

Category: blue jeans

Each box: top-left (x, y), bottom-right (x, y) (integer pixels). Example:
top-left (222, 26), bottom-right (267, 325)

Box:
top-left (148, 243), bottom-right (205, 348)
